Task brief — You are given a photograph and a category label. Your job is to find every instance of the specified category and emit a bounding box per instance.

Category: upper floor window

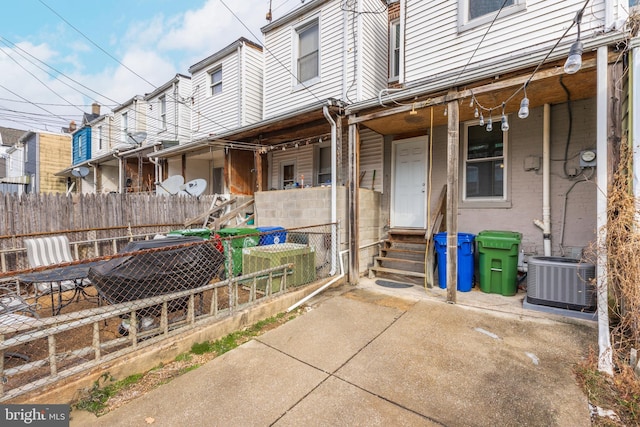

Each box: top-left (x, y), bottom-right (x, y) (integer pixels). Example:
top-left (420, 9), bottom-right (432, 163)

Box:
top-left (458, 0), bottom-right (525, 31)
top-left (159, 95), bottom-right (167, 130)
top-left (97, 125), bottom-right (103, 151)
top-left (462, 120), bottom-right (508, 204)
top-left (389, 19), bottom-right (401, 81)
top-left (121, 112), bottom-right (128, 143)
top-left (210, 68), bottom-right (222, 96)
top-left (78, 134), bottom-right (84, 159)
top-left (296, 19), bottom-right (320, 85)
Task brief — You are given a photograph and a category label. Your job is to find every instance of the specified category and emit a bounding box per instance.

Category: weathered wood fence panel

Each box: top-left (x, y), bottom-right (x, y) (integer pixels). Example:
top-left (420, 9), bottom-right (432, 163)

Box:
top-left (0, 193), bottom-right (214, 237)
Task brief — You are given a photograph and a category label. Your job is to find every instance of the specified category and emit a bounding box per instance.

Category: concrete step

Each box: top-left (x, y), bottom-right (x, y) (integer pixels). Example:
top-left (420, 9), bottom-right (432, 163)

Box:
top-left (368, 266), bottom-right (426, 279)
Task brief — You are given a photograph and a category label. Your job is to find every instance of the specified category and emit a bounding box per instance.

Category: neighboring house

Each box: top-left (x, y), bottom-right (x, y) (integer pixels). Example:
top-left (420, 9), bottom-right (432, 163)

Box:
top-left (150, 0), bottom-right (387, 197)
top-left (189, 38), bottom-right (262, 140)
top-left (143, 73), bottom-right (192, 188)
top-left (0, 126), bottom-right (27, 193)
top-left (341, 0), bottom-right (633, 279)
top-left (16, 130), bottom-right (71, 194)
top-left (150, 38), bottom-right (264, 196)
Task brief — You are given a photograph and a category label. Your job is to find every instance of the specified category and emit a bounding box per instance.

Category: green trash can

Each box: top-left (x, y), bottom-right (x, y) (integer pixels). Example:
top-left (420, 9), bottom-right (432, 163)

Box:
top-left (217, 228), bottom-right (259, 276)
top-left (167, 228), bottom-right (212, 240)
top-left (476, 230), bottom-right (522, 296)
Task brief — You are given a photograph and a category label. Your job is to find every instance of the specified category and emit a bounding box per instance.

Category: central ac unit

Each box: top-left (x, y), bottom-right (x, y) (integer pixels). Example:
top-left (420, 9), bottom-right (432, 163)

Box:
top-left (526, 256), bottom-right (596, 312)
top-left (242, 243), bottom-right (316, 293)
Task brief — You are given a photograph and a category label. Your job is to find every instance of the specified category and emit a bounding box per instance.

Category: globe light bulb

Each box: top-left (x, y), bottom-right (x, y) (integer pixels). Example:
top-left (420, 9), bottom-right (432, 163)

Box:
top-left (469, 98), bottom-right (474, 108)
top-left (518, 97), bottom-right (530, 119)
top-left (564, 41), bottom-right (583, 74)
top-left (474, 107), bottom-right (479, 118)
top-left (486, 117), bottom-right (493, 132)
top-left (479, 112), bottom-right (484, 127)
top-left (501, 114), bottom-right (509, 132)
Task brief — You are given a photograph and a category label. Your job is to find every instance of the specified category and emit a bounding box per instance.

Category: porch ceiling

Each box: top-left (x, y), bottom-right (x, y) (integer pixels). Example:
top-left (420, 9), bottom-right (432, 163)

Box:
top-left (358, 56), bottom-right (598, 136)
top-left (226, 107), bottom-right (340, 146)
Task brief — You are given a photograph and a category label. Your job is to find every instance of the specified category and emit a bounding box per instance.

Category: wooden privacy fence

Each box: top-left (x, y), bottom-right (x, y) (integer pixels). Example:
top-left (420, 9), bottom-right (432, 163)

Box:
top-left (0, 192), bottom-right (215, 237)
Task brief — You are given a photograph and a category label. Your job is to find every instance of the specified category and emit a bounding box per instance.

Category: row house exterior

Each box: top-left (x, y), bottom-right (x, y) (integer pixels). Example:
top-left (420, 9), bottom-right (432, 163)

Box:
top-left (59, 0), bottom-right (637, 298)
top-left (1, 126), bottom-right (71, 195)
top-left (147, 0), bottom-right (636, 281)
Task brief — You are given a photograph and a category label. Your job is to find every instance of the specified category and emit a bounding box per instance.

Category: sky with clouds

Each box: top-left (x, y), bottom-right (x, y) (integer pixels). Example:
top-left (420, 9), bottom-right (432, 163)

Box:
top-left (0, 0), bottom-right (303, 132)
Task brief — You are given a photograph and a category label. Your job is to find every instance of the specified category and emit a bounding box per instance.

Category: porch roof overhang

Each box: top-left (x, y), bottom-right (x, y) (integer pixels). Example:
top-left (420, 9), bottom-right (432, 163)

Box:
top-left (346, 32), bottom-right (626, 136)
top-left (348, 54), bottom-right (599, 136)
top-left (149, 98), bottom-right (343, 160)
top-left (55, 143), bottom-right (161, 177)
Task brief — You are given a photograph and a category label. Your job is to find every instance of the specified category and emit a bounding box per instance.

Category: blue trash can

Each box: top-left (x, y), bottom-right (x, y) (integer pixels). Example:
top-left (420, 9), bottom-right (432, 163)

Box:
top-left (256, 226), bottom-right (287, 245)
top-left (433, 232), bottom-right (476, 292)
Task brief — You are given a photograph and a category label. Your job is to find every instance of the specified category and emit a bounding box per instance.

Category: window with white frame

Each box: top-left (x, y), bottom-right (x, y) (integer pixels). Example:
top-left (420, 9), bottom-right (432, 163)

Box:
top-left (463, 121), bottom-right (507, 202)
top-left (281, 162), bottom-right (296, 189)
top-left (389, 19), bottom-right (401, 81)
top-left (78, 134), bottom-right (84, 159)
top-left (209, 68), bottom-right (222, 96)
top-left (121, 112), bottom-right (128, 143)
top-left (458, 0), bottom-right (525, 31)
top-left (159, 95), bottom-right (167, 130)
top-left (296, 19), bottom-right (319, 85)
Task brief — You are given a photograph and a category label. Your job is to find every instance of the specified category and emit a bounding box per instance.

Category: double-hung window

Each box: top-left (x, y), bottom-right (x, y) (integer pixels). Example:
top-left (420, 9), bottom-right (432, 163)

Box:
top-left (458, 0), bottom-right (525, 31)
top-left (463, 121), bottom-right (508, 204)
top-left (389, 19), bottom-right (401, 81)
top-left (159, 95), bottom-right (167, 130)
top-left (97, 125), bottom-right (103, 151)
top-left (296, 19), bottom-right (319, 85)
top-left (210, 68), bottom-right (222, 96)
top-left (121, 112), bottom-right (128, 143)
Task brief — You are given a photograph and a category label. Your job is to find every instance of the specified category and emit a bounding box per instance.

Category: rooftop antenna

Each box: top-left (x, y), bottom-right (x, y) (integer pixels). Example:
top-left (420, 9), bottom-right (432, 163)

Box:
top-left (266, 0), bottom-right (272, 22)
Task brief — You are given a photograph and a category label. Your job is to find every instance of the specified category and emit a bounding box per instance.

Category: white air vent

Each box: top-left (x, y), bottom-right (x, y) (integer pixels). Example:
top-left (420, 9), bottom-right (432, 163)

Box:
top-left (526, 256), bottom-right (596, 311)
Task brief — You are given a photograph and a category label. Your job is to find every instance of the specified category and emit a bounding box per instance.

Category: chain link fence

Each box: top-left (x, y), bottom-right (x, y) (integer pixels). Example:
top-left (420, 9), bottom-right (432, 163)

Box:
top-left (0, 223), bottom-right (337, 401)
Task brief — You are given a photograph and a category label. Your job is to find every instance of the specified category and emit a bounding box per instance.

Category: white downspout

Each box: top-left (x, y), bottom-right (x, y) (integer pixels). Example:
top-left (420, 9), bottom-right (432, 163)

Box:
top-left (533, 103), bottom-right (552, 255)
top-left (323, 104), bottom-right (338, 275)
top-left (596, 45), bottom-right (613, 375)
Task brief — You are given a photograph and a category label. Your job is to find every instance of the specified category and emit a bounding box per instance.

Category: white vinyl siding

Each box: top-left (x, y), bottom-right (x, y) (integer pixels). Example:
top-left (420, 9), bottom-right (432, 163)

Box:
top-left (359, 128), bottom-right (383, 192)
top-left (91, 116), bottom-right (110, 155)
top-left (359, 0), bottom-right (388, 101)
top-left (191, 54), bottom-right (241, 139)
top-left (404, 0), bottom-right (606, 86)
top-left (242, 45), bottom-right (264, 125)
top-left (271, 147), bottom-right (312, 190)
top-left (263, 3), bottom-right (343, 118)
top-left (145, 77), bottom-right (192, 146)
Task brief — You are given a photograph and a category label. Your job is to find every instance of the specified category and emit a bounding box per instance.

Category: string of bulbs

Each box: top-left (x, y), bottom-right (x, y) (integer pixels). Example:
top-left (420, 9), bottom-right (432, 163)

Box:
top-left (454, 3), bottom-right (588, 133)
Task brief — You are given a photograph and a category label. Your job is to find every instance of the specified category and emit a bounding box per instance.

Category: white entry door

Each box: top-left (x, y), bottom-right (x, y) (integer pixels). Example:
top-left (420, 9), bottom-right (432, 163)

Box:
top-left (392, 137), bottom-right (426, 228)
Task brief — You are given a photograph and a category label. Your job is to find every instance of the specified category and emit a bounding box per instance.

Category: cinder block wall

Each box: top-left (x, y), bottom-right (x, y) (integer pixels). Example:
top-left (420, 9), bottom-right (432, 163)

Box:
top-left (254, 186), bottom-right (384, 275)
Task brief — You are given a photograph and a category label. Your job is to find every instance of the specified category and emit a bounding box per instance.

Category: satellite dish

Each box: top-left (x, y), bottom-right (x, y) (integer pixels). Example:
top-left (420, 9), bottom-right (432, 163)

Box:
top-left (156, 175), bottom-right (184, 195)
top-left (71, 166), bottom-right (90, 178)
top-left (179, 179), bottom-right (207, 197)
top-left (127, 131), bottom-right (147, 146)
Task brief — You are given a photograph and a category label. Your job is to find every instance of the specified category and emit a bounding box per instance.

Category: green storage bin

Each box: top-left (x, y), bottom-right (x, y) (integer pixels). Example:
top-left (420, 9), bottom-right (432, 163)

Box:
top-left (168, 228), bottom-right (211, 240)
top-left (476, 230), bottom-right (522, 296)
top-left (242, 243), bottom-right (316, 293)
top-left (218, 228), bottom-right (259, 276)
